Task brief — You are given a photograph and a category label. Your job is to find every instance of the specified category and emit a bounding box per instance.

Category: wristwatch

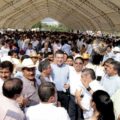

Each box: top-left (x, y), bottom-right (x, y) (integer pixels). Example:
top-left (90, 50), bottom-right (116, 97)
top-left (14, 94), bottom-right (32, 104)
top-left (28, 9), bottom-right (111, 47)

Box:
top-left (86, 86), bottom-right (91, 91)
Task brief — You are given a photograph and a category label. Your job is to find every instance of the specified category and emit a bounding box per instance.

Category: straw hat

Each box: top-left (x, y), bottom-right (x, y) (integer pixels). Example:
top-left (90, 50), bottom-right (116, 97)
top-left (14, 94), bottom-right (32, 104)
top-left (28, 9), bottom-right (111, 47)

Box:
top-left (30, 50), bottom-right (38, 58)
top-left (82, 53), bottom-right (90, 59)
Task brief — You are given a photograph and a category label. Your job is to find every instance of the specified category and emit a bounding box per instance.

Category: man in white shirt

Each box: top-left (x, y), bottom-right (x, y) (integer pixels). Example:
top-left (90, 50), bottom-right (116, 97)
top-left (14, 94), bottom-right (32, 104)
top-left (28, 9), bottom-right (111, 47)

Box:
top-left (0, 61), bottom-right (14, 93)
top-left (68, 57), bottom-right (84, 120)
top-left (1, 41), bottom-right (10, 56)
top-left (25, 82), bottom-right (70, 120)
top-left (102, 45), bottom-right (114, 63)
top-left (111, 89), bottom-right (120, 120)
top-left (31, 37), bottom-right (39, 49)
top-left (75, 68), bottom-right (104, 120)
top-left (26, 43), bottom-right (35, 56)
top-left (0, 78), bottom-right (25, 120)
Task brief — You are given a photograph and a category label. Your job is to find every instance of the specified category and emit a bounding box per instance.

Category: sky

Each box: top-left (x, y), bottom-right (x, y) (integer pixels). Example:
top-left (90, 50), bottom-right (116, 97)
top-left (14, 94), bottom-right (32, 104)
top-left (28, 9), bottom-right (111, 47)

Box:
top-left (41, 17), bottom-right (59, 25)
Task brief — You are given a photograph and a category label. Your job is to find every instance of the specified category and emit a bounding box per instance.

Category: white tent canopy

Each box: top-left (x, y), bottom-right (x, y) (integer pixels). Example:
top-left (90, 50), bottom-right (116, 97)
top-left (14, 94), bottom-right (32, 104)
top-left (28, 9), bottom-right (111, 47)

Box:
top-left (0, 0), bottom-right (120, 32)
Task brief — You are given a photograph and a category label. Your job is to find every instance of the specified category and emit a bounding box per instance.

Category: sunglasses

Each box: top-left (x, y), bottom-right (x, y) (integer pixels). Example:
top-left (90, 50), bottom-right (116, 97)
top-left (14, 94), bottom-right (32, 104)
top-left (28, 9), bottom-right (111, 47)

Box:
top-left (31, 57), bottom-right (38, 59)
top-left (24, 67), bottom-right (35, 71)
top-left (74, 62), bottom-right (83, 65)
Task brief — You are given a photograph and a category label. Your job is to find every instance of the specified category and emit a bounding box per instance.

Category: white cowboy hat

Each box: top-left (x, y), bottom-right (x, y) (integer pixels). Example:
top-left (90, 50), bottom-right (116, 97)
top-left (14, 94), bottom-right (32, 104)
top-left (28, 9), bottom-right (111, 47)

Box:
top-left (0, 56), bottom-right (13, 63)
top-left (113, 47), bottom-right (120, 52)
top-left (21, 58), bottom-right (35, 68)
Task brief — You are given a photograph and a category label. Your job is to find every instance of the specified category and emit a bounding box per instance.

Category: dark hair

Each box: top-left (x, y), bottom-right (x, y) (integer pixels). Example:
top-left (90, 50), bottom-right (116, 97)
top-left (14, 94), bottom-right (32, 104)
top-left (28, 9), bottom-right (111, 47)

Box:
top-left (47, 52), bottom-right (53, 56)
top-left (67, 56), bottom-right (73, 60)
top-left (28, 43), bottom-right (32, 46)
top-left (64, 52), bottom-right (68, 56)
top-left (117, 62), bottom-right (120, 76)
top-left (82, 68), bottom-right (96, 80)
top-left (92, 90), bottom-right (115, 120)
top-left (103, 58), bottom-right (114, 65)
top-left (21, 55), bottom-right (30, 62)
top-left (38, 59), bottom-right (50, 72)
top-left (0, 61), bottom-right (14, 73)
top-left (71, 47), bottom-right (79, 53)
top-left (38, 52), bottom-right (43, 56)
top-left (38, 82), bottom-right (56, 102)
top-left (74, 57), bottom-right (84, 63)
top-left (107, 45), bottom-right (112, 49)
top-left (55, 50), bottom-right (64, 56)
top-left (8, 50), bottom-right (18, 56)
top-left (3, 78), bottom-right (23, 98)
top-left (110, 61), bottom-right (120, 74)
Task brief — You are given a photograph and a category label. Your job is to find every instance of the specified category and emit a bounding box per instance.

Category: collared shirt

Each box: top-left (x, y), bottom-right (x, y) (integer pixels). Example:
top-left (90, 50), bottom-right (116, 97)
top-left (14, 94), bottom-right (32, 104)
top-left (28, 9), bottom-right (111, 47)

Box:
top-left (26, 49), bottom-right (35, 56)
top-left (0, 94), bottom-right (25, 120)
top-left (84, 63), bottom-right (96, 70)
top-left (102, 51), bottom-right (114, 62)
top-left (69, 66), bottom-right (83, 96)
top-left (111, 89), bottom-right (120, 120)
top-left (51, 63), bottom-right (69, 91)
top-left (80, 80), bottom-right (105, 119)
top-left (0, 78), bottom-right (4, 94)
top-left (41, 48), bottom-right (51, 53)
top-left (95, 65), bottom-right (105, 78)
top-left (21, 76), bottom-right (40, 107)
top-left (114, 53), bottom-right (120, 62)
top-left (25, 102), bottom-right (70, 120)
top-left (101, 74), bottom-right (120, 96)
top-left (31, 40), bottom-right (39, 49)
top-left (40, 75), bottom-right (53, 84)
top-left (62, 44), bottom-right (71, 55)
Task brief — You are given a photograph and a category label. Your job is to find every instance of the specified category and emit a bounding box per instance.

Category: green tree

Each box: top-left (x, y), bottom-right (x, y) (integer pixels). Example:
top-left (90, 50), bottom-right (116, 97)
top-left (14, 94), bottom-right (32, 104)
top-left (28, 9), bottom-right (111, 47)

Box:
top-left (32, 22), bottom-right (70, 32)
top-left (32, 21), bottom-right (42, 29)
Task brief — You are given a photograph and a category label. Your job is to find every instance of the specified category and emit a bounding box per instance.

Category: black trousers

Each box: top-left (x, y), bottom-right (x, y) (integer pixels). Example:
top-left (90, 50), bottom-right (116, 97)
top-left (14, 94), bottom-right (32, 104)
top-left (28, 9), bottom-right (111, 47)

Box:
top-left (68, 95), bottom-right (84, 120)
top-left (57, 91), bottom-right (70, 111)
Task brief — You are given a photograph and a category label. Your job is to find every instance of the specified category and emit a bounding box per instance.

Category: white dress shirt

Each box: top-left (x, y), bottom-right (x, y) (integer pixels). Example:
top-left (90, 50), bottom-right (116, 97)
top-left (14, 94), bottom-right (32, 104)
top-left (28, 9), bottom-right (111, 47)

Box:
top-left (0, 78), bottom-right (4, 94)
top-left (114, 53), bottom-right (120, 62)
top-left (80, 80), bottom-right (105, 119)
top-left (102, 51), bottom-right (114, 62)
top-left (111, 89), bottom-right (120, 120)
top-left (25, 103), bottom-right (70, 120)
top-left (69, 66), bottom-right (83, 96)
top-left (0, 94), bottom-right (25, 120)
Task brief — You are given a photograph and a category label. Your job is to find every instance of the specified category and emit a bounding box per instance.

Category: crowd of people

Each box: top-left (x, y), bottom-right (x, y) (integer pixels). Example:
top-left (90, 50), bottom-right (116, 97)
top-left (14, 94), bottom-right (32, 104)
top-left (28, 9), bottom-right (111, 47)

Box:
top-left (0, 30), bottom-right (120, 120)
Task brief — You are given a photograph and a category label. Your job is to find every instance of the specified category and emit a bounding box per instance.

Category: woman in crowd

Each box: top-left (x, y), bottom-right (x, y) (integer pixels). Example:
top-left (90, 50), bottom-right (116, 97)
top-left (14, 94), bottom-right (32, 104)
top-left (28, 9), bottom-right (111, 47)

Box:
top-left (90, 90), bottom-right (115, 120)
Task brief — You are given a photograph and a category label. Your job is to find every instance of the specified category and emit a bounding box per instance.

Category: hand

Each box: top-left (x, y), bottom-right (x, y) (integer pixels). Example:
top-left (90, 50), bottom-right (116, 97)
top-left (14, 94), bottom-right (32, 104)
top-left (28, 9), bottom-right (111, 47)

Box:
top-left (75, 89), bottom-right (83, 104)
top-left (75, 89), bottom-right (82, 98)
top-left (82, 80), bottom-right (89, 88)
top-left (16, 95), bottom-right (28, 107)
top-left (118, 115), bottom-right (120, 120)
top-left (64, 83), bottom-right (70, 89)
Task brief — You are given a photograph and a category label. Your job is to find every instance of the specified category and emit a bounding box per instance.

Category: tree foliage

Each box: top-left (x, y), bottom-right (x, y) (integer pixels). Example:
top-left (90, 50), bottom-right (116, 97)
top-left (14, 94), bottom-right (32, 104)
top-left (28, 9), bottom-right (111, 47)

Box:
top-left (32, 22), bottom-right (70, 32)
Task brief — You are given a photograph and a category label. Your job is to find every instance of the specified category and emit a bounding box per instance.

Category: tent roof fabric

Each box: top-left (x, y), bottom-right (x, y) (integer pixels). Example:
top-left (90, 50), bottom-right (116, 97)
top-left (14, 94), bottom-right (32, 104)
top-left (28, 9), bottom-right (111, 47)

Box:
top-left (0, 0), bottom-right (120, 32)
